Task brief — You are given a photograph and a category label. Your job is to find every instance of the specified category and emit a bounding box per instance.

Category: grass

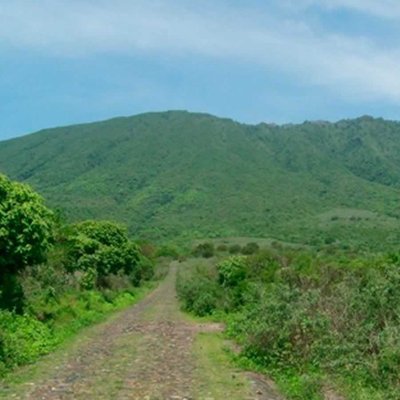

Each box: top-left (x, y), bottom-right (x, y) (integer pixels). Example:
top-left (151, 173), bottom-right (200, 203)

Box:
top-left (192, 332), bottom-right (251, 399)
top-left (0, 281), bottom-right (156, 396)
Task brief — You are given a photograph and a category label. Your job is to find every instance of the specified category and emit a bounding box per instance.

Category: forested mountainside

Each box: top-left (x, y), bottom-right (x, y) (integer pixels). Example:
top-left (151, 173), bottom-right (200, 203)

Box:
top-left (1, 111), bottom-right (400, 250)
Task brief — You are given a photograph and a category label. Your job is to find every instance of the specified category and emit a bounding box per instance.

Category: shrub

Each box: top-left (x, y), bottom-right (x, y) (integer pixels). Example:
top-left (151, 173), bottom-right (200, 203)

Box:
top-left (138, 241), bottom-right (156, 259)
top-left (228, 244), bottom-right (242, 254)
top-left (0, 310), bottom-right (54, 370)
top-left (192, 242), bottom-right (215, 258)
top-left (217, 256), bottom-right (247, 288)
top-left (155, 244), bottom-right (181, 259)
top-left (216, 243), bottom-right (228, 252)
top-left (176, 264), bottom-right (219, 316)
top-left (246, 249), bottom-right (280, 283)
top-left (241, 242), bottom-right (260, 255)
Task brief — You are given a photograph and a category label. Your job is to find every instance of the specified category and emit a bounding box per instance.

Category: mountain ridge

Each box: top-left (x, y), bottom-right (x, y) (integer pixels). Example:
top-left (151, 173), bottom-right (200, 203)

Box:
top-left (2, 111), bottom-right (394, 145)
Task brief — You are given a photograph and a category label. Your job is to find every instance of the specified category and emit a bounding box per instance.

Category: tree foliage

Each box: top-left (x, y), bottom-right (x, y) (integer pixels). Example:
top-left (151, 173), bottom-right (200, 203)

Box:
top-left (66, 220), bottom-right (149, 287)
top-left (0, 174), bottom-right (54, 274)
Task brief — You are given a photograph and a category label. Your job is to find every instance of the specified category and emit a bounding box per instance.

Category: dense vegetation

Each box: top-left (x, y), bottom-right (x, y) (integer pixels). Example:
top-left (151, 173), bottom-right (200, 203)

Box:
top-left (2, 111), bottom-right (400, 397)
top-left (1, 111), bottom-right (400, 250)
top-left (0, 174), bottom-right (155, 377)
top-left (177, 246), bottom-right (400, 399)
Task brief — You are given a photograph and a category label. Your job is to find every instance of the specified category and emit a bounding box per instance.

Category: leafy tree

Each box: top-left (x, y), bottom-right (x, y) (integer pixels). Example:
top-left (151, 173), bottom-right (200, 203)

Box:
top-left (72, 220), bottom-right (128, 248)
top-left (66, 220), bottom-right (147, 287)
top-left (0, 174), bottom-right (54, 274)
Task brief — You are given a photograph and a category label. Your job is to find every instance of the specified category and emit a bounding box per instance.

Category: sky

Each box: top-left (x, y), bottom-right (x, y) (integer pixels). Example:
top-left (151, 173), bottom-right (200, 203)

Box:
top-left (1, 0), bottom-right (400, 140)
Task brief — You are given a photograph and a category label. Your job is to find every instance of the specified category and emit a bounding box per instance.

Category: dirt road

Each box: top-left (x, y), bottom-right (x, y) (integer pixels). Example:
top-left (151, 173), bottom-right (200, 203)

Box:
top-left (0, 263), bottom-right (283, 400)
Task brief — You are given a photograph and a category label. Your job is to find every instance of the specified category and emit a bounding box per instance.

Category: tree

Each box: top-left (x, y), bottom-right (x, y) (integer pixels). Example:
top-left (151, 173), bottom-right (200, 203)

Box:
top-left (66, 220), bottom-right (148, 287)
top-left (0, 174), bottom-right (54, 274)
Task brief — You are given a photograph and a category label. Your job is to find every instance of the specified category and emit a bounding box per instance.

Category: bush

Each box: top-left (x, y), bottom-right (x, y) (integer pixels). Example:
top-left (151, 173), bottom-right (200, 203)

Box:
top-left (216, 256), bottom-right (249, 310)
top-left (241, 242), bottom-right (260, 255)
top-left (0, 310), bottom-right (54, 370)
top-left (246, 249), bottom-right (280, 283)
top-left (177, 264), bottom-right (220, 316)
top-left (228, 244), bottom-right (241, 254)
top-left (138, 241), bottom-right (157, 259)
top-left (216, 243), bottom-right (228, 252)
top-left (192, 242), bottom-right (215, 258)
top-left (217, 256), bottom-right (247, 288)
top-left (155, 244), bottom-right (181, 259)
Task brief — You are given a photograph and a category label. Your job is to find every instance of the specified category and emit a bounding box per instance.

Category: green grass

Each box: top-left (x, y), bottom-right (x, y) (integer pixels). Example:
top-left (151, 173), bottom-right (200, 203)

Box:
top-left (0, 281), bottom-right (156, 385)
top-left (193, 332), bottom-right (251, 399)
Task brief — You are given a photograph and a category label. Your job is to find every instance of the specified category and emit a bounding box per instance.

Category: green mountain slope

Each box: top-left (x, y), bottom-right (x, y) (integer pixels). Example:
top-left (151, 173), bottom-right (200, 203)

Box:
top-left (1, 111), bottom-right (400, 250)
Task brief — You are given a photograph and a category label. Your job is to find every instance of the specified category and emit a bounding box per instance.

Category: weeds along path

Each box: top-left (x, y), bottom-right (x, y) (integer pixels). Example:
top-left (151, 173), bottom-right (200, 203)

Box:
top-left (0, 262), bottom-right (282, 400)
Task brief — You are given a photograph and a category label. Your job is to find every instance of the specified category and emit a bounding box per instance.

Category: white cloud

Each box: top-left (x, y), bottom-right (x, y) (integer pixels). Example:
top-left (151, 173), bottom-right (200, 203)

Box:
top-left (1, 0), bottom-right (400, 103)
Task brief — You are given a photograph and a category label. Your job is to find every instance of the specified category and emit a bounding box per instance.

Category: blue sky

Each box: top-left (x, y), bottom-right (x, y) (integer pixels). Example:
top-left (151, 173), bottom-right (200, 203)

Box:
top-left (1, 0), bottom-right (400, 140)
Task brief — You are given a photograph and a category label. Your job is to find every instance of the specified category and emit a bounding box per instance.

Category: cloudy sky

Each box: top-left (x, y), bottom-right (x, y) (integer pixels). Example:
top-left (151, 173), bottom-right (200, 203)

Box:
top-left (1, 0), bottom-right (400, 139)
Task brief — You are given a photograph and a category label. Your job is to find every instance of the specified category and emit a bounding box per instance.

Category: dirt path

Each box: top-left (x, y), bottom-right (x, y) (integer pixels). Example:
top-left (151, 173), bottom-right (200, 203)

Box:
top-left (0, 263), bottom-right (283, 400)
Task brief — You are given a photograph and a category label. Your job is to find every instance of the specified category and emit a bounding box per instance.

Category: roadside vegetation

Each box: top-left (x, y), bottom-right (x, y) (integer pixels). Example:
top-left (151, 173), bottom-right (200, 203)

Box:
top-left (0, 174), bottom-right (156, 377)
top-left (177, 243), bottom-right (400, 399)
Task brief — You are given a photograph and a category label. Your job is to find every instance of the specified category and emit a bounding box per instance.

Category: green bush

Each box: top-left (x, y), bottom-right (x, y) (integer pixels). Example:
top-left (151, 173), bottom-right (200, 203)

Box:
top-left (228, 244), bottom-right (241, 254)
top-left (176, 264), bottom-right (220, 316)
top-left (217, 256), bottom-right (247, 288)
top-left (155, 244), bottom-right (181, 259)
top-left (0, 310), bottom-right (54, 370)
top-left (192, 242), bottom-right (215, 258)
top-left (0, 282), bottom-right (142, 378)
top-left (216, 243), bottom-right (228, 252)
top-left (241, 242), bottom-right (260, 255)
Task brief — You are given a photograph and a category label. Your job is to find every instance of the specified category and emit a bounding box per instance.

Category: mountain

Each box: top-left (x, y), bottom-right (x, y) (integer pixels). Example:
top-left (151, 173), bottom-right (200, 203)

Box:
top-left (1, 111), bottom-right (400, 250)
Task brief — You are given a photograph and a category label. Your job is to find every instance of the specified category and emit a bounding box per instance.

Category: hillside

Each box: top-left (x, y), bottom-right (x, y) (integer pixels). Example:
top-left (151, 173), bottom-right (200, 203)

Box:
top-left (1, 111), bottom-right (400, 250)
